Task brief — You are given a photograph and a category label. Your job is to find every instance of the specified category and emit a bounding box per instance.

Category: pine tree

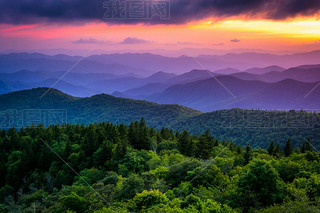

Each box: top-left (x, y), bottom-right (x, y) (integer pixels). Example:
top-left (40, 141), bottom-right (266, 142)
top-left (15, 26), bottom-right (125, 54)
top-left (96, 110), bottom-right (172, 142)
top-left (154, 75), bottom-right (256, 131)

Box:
top-left (160, 128), bottom-right (171, 140)
top-left (196, 130), bottom-right (214, 159)
top-left (139, 118), bottom-right (151, 150)
top-left (149, 127), bottom-right (156, 138)
top-left (301, 139), bottom-right (312, 153)
top-left (236, 146), bottom-right (242, 154)
top-left (284, 139), bottom-right (293, 157)
top-left (274, 144), bottom-right (281, 157)
top-left (83, 125), bottom-right (98, 156)
top-left (268, 141), bottom-right (275, 155)
top-left (118, 123), bottom-right (128, 142)
top-left (175, 131), bottom-right (180, 139)
top-left (229, 142), bottom-right (236, 151)
top-left (178, 130), bottom-right (190, 155)
top-left (244, 144), bottom-right (252, 165)
top-left (128, 121), bottom-right (139, 148)
top-left (64, 139), bottom-right (72, 159)
top-left (93, 140), bottom-right (113, 167)
top-left (112, 139), bottom-right (127, 163)
top-left (185, 138), bottom-right (195, 157)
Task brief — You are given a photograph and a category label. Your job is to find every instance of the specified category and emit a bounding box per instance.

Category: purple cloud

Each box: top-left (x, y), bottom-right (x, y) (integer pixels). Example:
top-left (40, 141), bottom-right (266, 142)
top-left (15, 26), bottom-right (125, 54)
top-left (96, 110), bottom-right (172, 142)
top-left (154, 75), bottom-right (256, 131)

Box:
top-left (73, 38), bottom-right (105, 44)
top-left (212, 43), bottom-right (225, 46)
top-left (231, 39), bottom-right (240, 43)
top-left (120, 37), bottom-right (150, 44)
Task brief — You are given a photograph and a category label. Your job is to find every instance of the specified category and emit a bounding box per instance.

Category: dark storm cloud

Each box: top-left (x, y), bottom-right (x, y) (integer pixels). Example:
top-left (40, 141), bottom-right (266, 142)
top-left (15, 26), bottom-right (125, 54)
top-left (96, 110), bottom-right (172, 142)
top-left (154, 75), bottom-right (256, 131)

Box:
top-left (1, 0), bottom-right (320, 25)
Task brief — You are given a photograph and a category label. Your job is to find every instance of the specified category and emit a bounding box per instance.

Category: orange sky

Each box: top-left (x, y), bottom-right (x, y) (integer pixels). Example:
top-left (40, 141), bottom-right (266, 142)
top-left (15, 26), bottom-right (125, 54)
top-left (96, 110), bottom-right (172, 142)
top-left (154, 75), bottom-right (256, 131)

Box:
top-left (1, 17), bottom-right (320, 55)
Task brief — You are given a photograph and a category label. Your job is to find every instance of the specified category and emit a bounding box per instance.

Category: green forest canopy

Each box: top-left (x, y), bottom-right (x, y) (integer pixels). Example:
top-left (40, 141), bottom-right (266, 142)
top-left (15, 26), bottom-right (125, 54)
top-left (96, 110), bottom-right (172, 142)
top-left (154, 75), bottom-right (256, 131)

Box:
top-left (1, 119), bottom-right (320, 212)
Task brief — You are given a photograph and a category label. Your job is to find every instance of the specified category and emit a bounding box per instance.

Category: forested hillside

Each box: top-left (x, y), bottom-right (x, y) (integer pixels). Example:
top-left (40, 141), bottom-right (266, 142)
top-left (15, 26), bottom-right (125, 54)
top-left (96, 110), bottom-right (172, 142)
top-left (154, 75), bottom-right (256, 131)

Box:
top-left (0, 88), bottom-right (201, 128)
top-left (1, 88), bottom-right (319, 149)
top-left (1, 120), bottom-right (320, 212)
top-left (172, 109), bottom-right (320, 148)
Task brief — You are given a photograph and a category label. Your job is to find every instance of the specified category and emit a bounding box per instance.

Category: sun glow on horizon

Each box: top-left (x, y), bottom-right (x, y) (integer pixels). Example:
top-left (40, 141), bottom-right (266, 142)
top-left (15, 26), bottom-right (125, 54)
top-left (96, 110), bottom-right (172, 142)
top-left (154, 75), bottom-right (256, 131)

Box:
top-left (1, 17), bottom-right (320, 53)
top-left (191, 18), bottom-right (320, 40)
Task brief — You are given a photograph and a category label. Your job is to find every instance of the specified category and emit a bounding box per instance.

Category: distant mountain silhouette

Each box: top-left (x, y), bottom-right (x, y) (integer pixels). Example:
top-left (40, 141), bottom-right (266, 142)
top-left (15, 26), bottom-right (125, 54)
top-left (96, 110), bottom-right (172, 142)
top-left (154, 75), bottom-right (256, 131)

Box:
top-left (146, 76), bottom-right (320, 112)
top-left (231, 66), bottom-right (320, 83)
top-left (3, 51), bottom-right (320, 76)
top-left (0, 70), bottom-right (120, 84)
top-left (0, 53), bottom-right (152, 75)
top-left (92, 70), bottom-right (216, 94)
top-left (86, 72), bottom-right (175, 93)
top-left (244, 65), bottom-right (285, 74)
top-left (213, 68), bottom-right (240, 75)
top-left (0, 78), bottom-right (97, 97)
top-left (212, 79), bottom-right (320, 111)
top-left (198, 51), bottom-right (320, 70)
top-left (112, 82), bottom-right (172, 99)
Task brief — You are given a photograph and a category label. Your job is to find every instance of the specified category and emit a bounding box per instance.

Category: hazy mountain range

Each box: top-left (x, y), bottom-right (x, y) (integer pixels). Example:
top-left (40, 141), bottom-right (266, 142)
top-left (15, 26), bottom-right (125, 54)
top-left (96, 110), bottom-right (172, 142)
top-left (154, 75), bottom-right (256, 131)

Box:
top-left (1, 51), bottom-right (320, 111)
top-left (2, 50), bottom-right (320, 74)
top-left (145, 77), bottom-right (320, 112)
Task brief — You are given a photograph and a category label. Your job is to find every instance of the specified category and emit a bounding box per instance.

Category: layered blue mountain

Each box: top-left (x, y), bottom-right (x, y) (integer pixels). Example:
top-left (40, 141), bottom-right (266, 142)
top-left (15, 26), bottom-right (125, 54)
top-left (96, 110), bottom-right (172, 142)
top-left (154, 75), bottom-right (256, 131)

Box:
top-left (0, 53), bottom-right (152, 75)
top-left (2, 51), bottom-right (320, 75)
top-left (1, 52), bottom-right (320, 111)
top-left (231, 66), bottom-right (320, 83)
top-left (0, 88), bottom-right (319, 148)
top-left (146, 76), bottom-right (320, 111)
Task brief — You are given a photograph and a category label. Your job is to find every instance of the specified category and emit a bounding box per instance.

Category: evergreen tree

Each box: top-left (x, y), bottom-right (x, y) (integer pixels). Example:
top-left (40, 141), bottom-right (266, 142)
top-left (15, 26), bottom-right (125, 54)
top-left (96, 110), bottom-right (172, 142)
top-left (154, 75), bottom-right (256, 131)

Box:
top-left (185, 139), bottom-right (195, 157)
top-left (236, 146), bottom-right (243, 154)
top-left (178, 130), bottom-right (190, 155)
top-left (118, 123), bottom-right (128, 142)
top-left (175, 131), bottom-right (180, 139)
top-left (128, 121), bottom-right (139, 148)
top-left (137, 117), bottom-right (151, 150)
top-left (93, 140), bottom-right (113, 167)
top-left (274, 144), bottom-right (281, 157)
top-left (284, 139), bottom-right (293, 157)
top-left (160, 128), bottom-right (171, 140)
top-left (196, 130), bottom-right (214, 159)
top-left (83, 125), bottom-right (98, 156)
top-left (301, 139), bottom-right (312, 153)
top-left (64, 139), bottom-right (72, 159)
top-left (229, 142), bottom-right (236, 151)
top-left (111, 139), bottom-right (127, 163)
top-left (244, 144), bottom-right (252, 165)
top-left (149, 127), bottom-right (156, 138)
top-left (268, 141), bottom-right (275, 155)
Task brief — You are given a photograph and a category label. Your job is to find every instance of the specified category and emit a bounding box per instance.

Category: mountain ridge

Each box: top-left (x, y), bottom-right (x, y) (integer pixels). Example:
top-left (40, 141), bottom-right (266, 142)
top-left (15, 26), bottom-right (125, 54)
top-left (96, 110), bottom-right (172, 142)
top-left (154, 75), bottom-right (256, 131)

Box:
top-left (0, 88), bottom-right (319, 148)
top-left (0, 87), bottom-right (201, 128)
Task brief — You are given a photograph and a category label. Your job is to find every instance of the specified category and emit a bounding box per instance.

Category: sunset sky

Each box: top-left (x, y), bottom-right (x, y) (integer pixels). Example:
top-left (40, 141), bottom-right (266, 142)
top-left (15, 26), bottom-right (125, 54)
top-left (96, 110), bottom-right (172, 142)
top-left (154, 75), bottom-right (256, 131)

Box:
top-left (1, 0), bottom-right (320, 55)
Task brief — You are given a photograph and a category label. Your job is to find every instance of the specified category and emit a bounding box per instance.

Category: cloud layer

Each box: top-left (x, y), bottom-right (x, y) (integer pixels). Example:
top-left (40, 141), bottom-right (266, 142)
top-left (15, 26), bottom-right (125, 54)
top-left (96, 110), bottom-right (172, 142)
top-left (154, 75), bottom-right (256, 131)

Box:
top-left (231, 39), bottom-right (240, 43)
top-left (1, 0), bottom-right (320, 25)
top-left (73, 38), bottom-right (106, 44)
top-left (120, 37), bottom-right (150, 44)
